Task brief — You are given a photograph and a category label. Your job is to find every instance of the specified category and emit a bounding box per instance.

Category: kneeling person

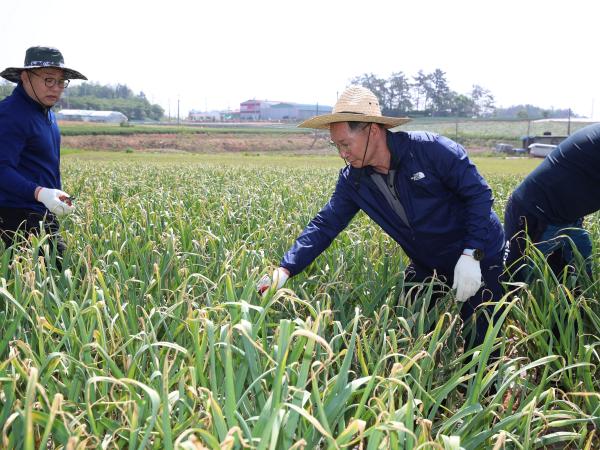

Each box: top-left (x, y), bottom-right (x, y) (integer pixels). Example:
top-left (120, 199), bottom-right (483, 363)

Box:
top-left (504, 123), bottom-right (599, 279)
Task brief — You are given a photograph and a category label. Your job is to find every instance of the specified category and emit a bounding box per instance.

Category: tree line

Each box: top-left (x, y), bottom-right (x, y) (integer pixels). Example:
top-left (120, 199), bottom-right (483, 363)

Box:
top-left (0, 80), bottom-right (164, 121)
top-left (1, 73), bottom-right (574, 120)
top-left (350, 70), bottom-right (574, 119)
top-left (60, 83), bottom-right (164, 121)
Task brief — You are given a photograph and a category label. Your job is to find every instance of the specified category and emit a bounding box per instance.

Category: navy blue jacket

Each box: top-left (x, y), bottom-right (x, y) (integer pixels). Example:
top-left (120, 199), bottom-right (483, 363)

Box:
top-left (512, 123), bottom-right (600, 223)
top-left (281, 130), bottom-right (505, 276)
top-left (0, 84), bottom-right (62, 212)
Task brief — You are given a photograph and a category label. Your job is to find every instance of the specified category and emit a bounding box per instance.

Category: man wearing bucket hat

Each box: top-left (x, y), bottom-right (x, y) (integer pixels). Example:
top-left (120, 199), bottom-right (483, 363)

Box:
top-left (258, 85), bottom-right (505, 348)
top-left (0, 46), bottom-right (86, 267)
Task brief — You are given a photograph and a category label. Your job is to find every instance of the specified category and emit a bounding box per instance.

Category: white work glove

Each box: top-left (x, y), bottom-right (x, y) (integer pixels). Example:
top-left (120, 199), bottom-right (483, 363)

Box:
top-left (257, 267), bottom-right (289, 296)
top-left (36, 188), bottom-right (74, 217)
top-left (452, 254), bottom-right (482, 302)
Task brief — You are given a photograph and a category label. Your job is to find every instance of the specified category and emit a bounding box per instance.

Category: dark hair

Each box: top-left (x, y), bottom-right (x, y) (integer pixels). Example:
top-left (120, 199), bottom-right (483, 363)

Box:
top-left (348, 121), bottom-right (370, 131)
top-left (347, 121), bottom-right (383, 132)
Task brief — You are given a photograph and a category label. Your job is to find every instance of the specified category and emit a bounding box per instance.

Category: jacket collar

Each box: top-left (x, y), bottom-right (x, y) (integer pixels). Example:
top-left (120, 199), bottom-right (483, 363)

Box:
top-left (15, 83), bottom-right (50, 114)
top-left (386, 129), bottom-right (410, 170)
top-left (347, 130), bottom-right (410, 185)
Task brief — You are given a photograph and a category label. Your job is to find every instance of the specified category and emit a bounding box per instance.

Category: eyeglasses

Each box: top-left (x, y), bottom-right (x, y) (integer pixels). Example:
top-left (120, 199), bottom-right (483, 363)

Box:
top-left (328, 140), bottom-right (350, 153)
top-left (328, 123), bottom-right (371, 154)
top-left (29, 71), bottom-right (70, 88)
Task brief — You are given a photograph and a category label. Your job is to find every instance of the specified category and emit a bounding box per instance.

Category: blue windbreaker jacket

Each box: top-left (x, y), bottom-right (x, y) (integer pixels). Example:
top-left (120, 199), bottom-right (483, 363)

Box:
top-left (281, 130), bottom-right (505, 276)
top-left (0, 83), bottom-right (62, 212)
top-left (512, 123), bottom-right (600, 224)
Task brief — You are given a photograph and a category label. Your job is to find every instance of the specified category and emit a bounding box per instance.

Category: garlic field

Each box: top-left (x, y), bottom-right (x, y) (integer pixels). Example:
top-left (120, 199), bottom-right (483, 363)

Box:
top-left (1, 154), bottom-right (598, 449)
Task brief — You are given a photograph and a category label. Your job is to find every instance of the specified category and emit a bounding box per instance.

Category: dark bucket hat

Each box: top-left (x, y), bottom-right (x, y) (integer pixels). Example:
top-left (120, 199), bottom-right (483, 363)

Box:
top-left (0, 46), bottom-right (87, 83)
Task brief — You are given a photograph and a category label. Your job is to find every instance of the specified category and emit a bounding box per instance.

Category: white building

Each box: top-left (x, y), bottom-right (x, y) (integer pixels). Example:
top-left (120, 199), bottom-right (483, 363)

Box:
top-left (188, 109), bottom-right (222, 121)
top-left (240, 100), bottom-right (332, 121)
top-left (56, 109), bottom-right (128, 123)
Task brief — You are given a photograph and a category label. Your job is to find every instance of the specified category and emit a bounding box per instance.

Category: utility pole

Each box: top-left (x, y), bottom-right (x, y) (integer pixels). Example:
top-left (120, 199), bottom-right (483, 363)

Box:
top-left (314, 102), bottom-right (319, 142)
top-left (64, 88), bottom-right (69, 109)
top-left (177, 97), bottom-right (180, 125)
top-left (455, 112), bottom-right (459, 140)
top-left (567, 108), bottom-right (571, 135)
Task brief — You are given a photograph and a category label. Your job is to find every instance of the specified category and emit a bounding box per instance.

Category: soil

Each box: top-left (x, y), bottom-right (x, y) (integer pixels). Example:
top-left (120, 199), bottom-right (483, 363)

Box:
top-left (62, 132), bottom-right (335, 155)
top-left (62, 132), bottom-right (488, 154)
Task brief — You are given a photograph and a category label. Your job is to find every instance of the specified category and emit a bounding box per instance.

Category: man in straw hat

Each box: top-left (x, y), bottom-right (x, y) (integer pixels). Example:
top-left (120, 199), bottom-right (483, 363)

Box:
top-left (0, 46), bottom-right (86, 269)
top-left (258, 85), bottom-right (505, 349)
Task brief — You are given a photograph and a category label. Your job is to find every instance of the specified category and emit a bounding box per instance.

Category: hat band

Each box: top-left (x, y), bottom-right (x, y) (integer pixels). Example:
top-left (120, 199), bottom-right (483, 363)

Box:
top-left (338, 111), bottom-right (377, 116)
top-left (28, 61), bottom-right (65, 68)
top-left (337, 111), bottom-right (383, 117)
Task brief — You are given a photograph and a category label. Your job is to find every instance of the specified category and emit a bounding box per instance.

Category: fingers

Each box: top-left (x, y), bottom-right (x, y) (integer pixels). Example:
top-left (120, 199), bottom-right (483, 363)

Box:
top-left (53, 203), bottom-right (74, 216)
top-left (455, 284), bottom-right (467, 302)
top-left (455, 280), bottom-right (481, 302)
top-left (256, 268), bottom-right (290, 296)
top-left (56, 190), bottom-right (74, 206)
top-left (256, 274), bottom-right (272, 295)
top-left (272, 268), bottom-right (289, 289)
top-left (58, 196), bottom-right (73, 207)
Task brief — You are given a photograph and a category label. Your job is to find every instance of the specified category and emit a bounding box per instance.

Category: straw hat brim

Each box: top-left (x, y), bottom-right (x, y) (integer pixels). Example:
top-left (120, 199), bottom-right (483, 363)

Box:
top-left (298, 113), bottom-right (411, 129)
top-left (0, 66), bottom-right (87, 83)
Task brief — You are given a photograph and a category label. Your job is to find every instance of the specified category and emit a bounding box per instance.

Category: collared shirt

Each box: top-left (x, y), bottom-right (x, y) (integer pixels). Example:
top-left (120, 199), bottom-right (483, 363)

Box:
top-left (281, 130), bottom-right (504, 276)
top-left (0, 83), bottom-right (62, 211)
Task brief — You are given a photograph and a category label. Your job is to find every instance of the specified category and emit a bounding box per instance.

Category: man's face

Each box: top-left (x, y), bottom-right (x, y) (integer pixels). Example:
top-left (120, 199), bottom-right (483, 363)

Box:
top-left (21, 67), bottom-right (67, 107)
top-left (329, 122), bottom-right (372, 167)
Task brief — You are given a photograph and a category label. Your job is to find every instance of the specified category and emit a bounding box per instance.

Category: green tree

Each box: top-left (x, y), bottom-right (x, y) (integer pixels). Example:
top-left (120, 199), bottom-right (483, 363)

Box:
top-left (349, 73), bottom-right (389, 111)
top-left (115, 84), bottom-right (134, 99)
top-left (0, 80), bottom-right (14, 100)
top-left (517, 109), bottom-right (529, 119)
top-left (428, 69), bottom-right (452, 116)
top-left (387, 72), bottom-right (412, 114)
top-left (450, 93), bottom-right (476, 117)
top-left (56, 82), bottom-right (164, 120)
top-left (411, 70), bottom-right (431, 112)
top-left (470, 84), bottom-right (495, 117)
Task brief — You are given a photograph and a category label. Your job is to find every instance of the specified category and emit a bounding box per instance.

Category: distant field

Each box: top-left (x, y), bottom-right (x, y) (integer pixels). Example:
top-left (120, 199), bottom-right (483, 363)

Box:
top-left (60, 118), bottom-right (587, 139)
top-left (58, 121), bottom-right (310, 136)
top-left (63, 150), bottom-right (542, 176)
top-left (58, 118), bottom-right (589, 145)
top-left (401, 118), bottom-right (587, 145)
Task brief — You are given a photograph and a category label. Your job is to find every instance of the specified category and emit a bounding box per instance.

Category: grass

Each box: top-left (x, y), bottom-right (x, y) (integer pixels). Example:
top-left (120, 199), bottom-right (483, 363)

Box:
top-left (58, 122), bottom-right (312, 136)
top-left (61, 150), bottom-right (543, 175)
top-left (58, 118), bottom-right (593, 145)
top-left (0, 151), bottom-right (597, 449)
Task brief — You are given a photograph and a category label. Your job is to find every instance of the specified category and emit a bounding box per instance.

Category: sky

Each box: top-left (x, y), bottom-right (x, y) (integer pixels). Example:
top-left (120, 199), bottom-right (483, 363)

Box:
top-left (1, 0), bottom-right (598, 118)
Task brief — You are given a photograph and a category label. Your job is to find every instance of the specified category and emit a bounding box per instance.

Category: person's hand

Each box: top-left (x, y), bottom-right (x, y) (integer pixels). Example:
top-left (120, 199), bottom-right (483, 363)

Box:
top-left (452, 254), bottom-right (482, 302)
top-left (36, 188), bottom-right (75, 216)
top-left (257, 267), bottom-right (290, 296)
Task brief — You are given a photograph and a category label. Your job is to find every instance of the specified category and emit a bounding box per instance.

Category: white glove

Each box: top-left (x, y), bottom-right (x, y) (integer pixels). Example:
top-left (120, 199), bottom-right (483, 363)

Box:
top-left (36, 188), bottom-right (74, 216)
top-left (452, 254), bottom-right (482, 302)
top-left (257, 267), bottom-right (289, 296)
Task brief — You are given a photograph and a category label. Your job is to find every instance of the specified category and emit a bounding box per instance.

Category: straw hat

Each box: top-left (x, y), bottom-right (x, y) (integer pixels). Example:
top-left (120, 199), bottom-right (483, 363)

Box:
top-left (298, 85), bottom-right (411, 129)
top-left (1, 46), bottom-right (87, 83)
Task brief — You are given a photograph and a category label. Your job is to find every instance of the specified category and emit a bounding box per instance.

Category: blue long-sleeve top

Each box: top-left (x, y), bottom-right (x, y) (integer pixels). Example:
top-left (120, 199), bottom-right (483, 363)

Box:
top-left (281, 130), bottom-right (505, 276)
top-left (0, 83), bottom-right (62, 212)
top-left (512, 123), bottom-right (600, 223)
